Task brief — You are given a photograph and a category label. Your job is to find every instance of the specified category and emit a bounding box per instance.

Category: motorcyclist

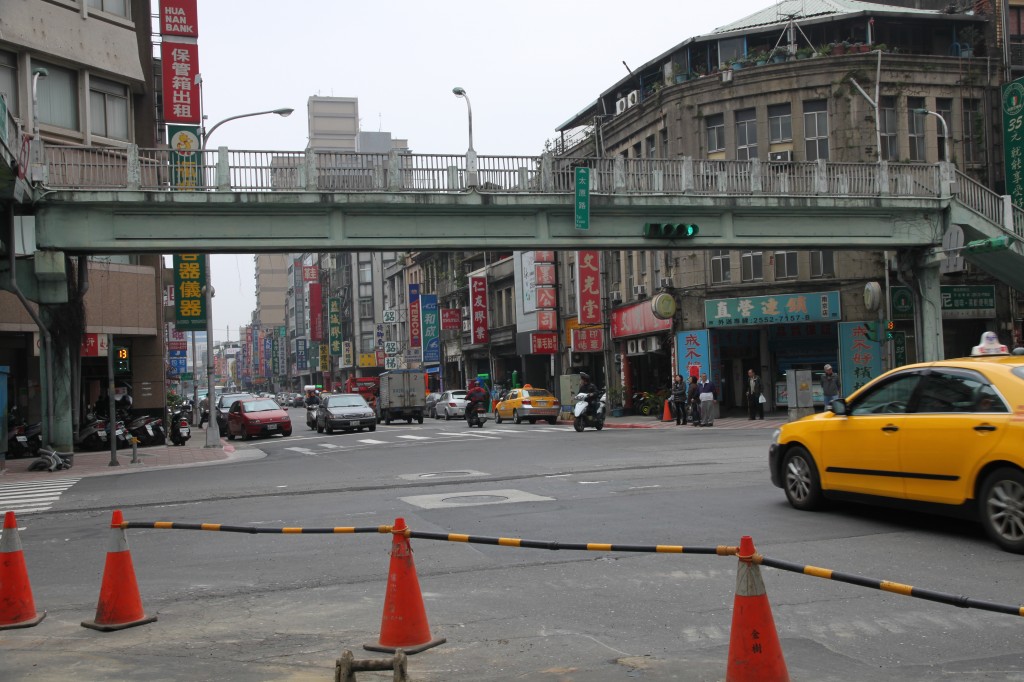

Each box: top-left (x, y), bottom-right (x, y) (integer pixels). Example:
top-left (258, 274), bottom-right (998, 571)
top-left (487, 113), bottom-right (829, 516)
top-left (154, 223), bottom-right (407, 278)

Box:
top-left (465, 382), bottom-right (489, 423)
top-left (304, 389), bottom-right (321, 408)
top-left (579, 372), bottom-right (599, 415)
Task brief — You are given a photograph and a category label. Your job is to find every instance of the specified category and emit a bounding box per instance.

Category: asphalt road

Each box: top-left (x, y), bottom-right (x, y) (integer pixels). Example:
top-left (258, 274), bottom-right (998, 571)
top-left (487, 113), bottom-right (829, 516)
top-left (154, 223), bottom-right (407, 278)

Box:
top-left (2, 410), bottom-right (1022, 681)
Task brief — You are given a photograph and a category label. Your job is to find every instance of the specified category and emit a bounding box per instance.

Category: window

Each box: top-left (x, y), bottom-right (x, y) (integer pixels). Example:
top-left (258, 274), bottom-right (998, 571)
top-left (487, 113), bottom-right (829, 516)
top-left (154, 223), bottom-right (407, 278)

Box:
top-left (646, 134), bottom-right (656, 159)
top-left (87, 0), bottom-right (129, 17)
top-left (358, 297), bottom-right (373, 319)
top-left (915, 371), bottom-right (997, 413)
top-left (935, 98), bottom-right (953, 162)
top-left (706, 113), bottom-right (725, 153)
top-left (803, 100), bottom-right (829, 161)
top-left (632, 142), bottom-right (642, 158)
top-left (741, 250), bottom-right (763, 282)
top-left (89, 76), bottom-right (129, 139)
top-left (358, 262), bottom-right (372, 284)
top-left (768, 103), bottom-right (792, 143)
top-left (962, 98), bottom-right (981, 164)
top-left (359, 332), bottom-right (374, 353)
top-left (774, 251), bottom-right (797, 280)
top-left (879, 96), bottom-right (898, 161)
top-left (660, 128), bottom-right (669, 158)
top-left (710, 249), bottom-right (731, 284)
top-left (735, 108), bottom-right (757, 160)
top-left (35, 61), bottom-right (79, 130)
top-left (850, 373), bottom-right (920, 416)
top-left (810, 250), bottom-right (835, 278)
top-left (0, 51), bottom-right (17, 115)
top-left (907, 97), bottom-right (926, 162)
top-left (717, 37), bottom-right (745, 66)
top-left (626, 250), bottom-right (635, 291)
top-left (610, 251), bottom-right (621, 287)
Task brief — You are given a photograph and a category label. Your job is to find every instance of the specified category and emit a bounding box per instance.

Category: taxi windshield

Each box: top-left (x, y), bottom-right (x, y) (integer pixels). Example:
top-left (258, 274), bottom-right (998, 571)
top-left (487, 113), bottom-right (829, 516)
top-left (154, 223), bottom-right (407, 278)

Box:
top-left (523, 389), bottom-right (552, 398)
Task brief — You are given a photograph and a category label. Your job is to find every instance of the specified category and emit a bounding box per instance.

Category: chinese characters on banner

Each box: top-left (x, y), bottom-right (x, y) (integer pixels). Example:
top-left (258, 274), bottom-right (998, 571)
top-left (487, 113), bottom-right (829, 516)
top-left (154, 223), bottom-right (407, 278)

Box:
top-left (571, 327), bottom-right (604, 352)
top-left (839, 321), bottom-right (883, 393)
top-left (302, 265), bottom-right (319, 282)
top-left (440, 308), bottom-right (461, 330)
top-left (80, 333), bottom-right (109, 358)
top-left (469, 275), bottom-right (489, 344)
top-left (610, 301), bottom-right (672, 338)
top-left (676, 330), bottom-right (709, 378)
top-left (421, 294), bottom-right (440, 364)
top-left (537, 310), bottom-right (557, 331)
top-left (536, 287), bottom-right (556, 309)
top-left (408, 284), bottom-right (421, 348)
top-left (704, 291), bottom-right (841, 327)
top-left (173, 254), bottom-right (206, 330)
top-left (342, 340), bottom-right (354, 368)
top-left (160, 0), bottom-right (198, 36)
top-left (535, 262), bottom-right (556, 286)
top-left (328, 297), bottom-right (342, 356)
top-left (1002, 76), bottom-right (1024, 206)
top-left (295, 338), bottom-right (307, 371)
top-left (308, 282), bottom-right (323, 341)
top-left (531, 332), bottom-right (558, 354)
top-left (576, 250), bottom-right (602, 324)
top-left (160, 41), bottom-right (200, 124)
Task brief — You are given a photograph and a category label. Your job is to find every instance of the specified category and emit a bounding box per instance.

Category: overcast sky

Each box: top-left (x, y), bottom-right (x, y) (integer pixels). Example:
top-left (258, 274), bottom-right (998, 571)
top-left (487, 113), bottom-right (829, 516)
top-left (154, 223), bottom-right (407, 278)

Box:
top-left (198, 0), bottom-right (770, 341)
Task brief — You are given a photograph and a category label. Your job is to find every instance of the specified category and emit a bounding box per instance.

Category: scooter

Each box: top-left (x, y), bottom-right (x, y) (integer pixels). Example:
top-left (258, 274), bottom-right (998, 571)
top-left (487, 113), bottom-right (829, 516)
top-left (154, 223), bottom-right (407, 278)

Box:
top-left (168, 404), bottom-right (191, 446)
top-left (23, 420), bottom-right (43, 455)
top-left (465, 402), bottom-right (489, 428)
top-left (306, 405), bottom-right (318, 431)
top-left (631, 391), bottom-right (654, 416)
top-left (28, 447), bottom-right (73, 472)
top-left (573, 389), bottom-right (607, 432)
top-left (6, 407), bottom-right (35, 458)
top-left (78, 411), bottom-right (110, 451)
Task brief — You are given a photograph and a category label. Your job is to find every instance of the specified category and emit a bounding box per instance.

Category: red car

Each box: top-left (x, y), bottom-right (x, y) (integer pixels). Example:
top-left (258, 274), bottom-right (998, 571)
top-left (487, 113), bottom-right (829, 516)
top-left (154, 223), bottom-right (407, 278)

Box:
top-left (225, 397), bottom-right (292, 440)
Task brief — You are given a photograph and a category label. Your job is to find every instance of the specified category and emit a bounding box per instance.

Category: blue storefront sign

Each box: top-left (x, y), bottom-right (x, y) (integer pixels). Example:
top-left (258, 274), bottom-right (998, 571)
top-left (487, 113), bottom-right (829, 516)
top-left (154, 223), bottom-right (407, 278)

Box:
top-left (296, 338), bottom-right (307, 371)
top-left (675, 330), bottom-right (710, 378)
top-left (421, 294), bottom-right (440, 364)
top-left (839, 321), bottom-right (883, 395)
top-left (705, 291), bottom-right (841, 327)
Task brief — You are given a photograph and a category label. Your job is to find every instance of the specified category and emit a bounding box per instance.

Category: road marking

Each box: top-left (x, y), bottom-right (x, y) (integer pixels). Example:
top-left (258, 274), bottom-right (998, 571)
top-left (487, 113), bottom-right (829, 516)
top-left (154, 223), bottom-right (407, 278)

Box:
top-left (0, 478), bottom-right (81, 515)
top-left (357, 439), bottom-right (387, 445)
top-left (396, 435), bottom-right (429, 440)
top-left (284, 447), bottom-right (318, 455)
top-left (400, 488), bottom-right (554, 510)
top-left (318, 443), bottom-right (343, 449)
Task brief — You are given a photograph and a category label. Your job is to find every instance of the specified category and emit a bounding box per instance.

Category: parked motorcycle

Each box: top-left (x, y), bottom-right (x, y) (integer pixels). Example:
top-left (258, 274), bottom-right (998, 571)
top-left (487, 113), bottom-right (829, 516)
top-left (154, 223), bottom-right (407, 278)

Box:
top-left (465, 402), bottom-right (489, 428)
top-left (6, 420), bottom-right (31, 458)
top-left (78, 410), bottom-right (110, 451)
top-left (22, 419), bottom-right (43, 455)
top-left (573, 389), bottom-right (607, 432)
top-left (631, 391), bottom-right (654, 416)
top-left (168, 404), bottom-right (192, 446)
top-left (124, 411), bottom-right (165, 446)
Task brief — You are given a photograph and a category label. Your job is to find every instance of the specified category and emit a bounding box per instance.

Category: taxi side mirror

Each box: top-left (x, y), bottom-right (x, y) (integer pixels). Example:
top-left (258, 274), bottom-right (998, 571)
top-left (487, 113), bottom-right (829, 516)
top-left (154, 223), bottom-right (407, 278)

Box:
top-left (831, 399), bottom-right (848, 416)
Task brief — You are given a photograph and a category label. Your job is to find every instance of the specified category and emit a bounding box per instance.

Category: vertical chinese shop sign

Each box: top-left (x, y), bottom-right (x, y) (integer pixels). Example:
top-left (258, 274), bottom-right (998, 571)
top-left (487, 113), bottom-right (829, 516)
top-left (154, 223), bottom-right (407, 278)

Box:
top-left (576, 250), bottom-right (602, 324)
top-left (173, 254), bottom-right (206, 331)
top-left (839, 321), bottom-right (883, 394)
top-left (469, 276), bottom-right (489, 344)
top-left (328, 297), bottom-right (342, 356)
top-left (408, 284), bottom-right (422, 349)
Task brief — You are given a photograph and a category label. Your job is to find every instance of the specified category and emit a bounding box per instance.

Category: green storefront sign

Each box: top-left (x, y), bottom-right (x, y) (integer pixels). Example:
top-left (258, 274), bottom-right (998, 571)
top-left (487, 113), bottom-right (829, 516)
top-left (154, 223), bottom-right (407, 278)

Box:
top-left (1002, 76), bottom-right (1024, 207)
top-left (172, 254), bottom-right (207, 331)
top-left (328, 297), bottom-right (343, 356)
top-left (891, 285), bottom-right (996, 320)
top-left (574, 167), bottom-right (590, 230)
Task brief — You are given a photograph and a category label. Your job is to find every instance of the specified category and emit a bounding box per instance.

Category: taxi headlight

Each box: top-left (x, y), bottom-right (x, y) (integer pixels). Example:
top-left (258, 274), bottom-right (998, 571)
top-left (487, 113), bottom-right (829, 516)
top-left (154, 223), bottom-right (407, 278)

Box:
top-left (771, 428), bottom-right (781, 445)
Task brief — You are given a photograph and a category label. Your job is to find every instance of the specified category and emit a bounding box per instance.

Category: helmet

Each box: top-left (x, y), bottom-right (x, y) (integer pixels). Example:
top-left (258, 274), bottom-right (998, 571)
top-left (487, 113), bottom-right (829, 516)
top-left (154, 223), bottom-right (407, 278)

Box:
top-left (579, 372), bottom-right (590, 381)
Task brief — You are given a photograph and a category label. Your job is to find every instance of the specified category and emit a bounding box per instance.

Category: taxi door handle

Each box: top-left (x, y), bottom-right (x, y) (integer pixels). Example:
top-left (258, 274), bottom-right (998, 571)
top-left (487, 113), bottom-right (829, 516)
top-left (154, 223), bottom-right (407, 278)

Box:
top-left (881, 425), bottom-right (899, 432)
top-left (974, 425), bottom-right (997, 432)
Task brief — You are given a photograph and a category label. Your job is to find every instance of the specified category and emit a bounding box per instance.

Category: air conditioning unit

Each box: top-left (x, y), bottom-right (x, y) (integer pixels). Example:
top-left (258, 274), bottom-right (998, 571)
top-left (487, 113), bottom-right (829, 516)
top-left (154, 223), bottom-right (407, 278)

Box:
top-left (609, 291), bottom-right (622, 303)
top-left (648, 337), bottom-right (662, 352)
top-left (632, 284), bottom-right (647, 297)
top-left (462, 320), bottom-right (471, 332)
top-left (627, 339), bottom-right (638, 354)
top-left (637, 338), bottom-right (648, 353)
top-left (626, 90), bottom-right (640, 107)
top-left (659, 277), bottom-right (673, 288)
top-left (615, 98), bottom-right (628, 115)
top-left (460, 306), bottom-right (469, 317)
top-left (769, 150), bottom-right (793, 162)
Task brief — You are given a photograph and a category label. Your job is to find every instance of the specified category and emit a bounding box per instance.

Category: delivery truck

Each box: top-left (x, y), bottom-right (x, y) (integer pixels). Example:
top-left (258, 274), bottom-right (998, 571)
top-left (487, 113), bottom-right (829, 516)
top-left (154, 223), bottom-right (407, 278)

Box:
top-left (376, 369), bottom-right (427, 424)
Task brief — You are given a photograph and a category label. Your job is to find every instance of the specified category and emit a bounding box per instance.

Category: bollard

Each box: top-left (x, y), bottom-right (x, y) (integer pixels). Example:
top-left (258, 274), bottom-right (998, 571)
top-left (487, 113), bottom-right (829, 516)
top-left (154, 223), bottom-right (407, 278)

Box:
top-left (130, 437), bottom-right (140, 464)
top-left (335, 649), bottom-right (408, 682)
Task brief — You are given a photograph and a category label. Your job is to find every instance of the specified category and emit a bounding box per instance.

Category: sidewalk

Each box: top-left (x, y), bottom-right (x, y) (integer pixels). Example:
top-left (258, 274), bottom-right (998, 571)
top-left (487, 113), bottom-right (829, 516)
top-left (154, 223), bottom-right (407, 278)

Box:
top-left (0, 427), bottom-right (264, 481)
top-left (576, 411), bottom-right (788, 430)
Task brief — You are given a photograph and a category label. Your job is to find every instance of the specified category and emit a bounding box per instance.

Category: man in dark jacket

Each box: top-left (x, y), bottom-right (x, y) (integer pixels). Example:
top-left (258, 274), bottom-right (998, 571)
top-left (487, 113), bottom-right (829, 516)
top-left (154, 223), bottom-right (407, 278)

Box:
top-left (745, 368), bottom-right (764, 420)
top-left (670, 374), bottom-right (688, 425)
top-left (687, 375), bottom-right (701, 426)
top-left (578, 372), bottom-right (599, 415)
top-left (466, 382), bottom-right (489, 420)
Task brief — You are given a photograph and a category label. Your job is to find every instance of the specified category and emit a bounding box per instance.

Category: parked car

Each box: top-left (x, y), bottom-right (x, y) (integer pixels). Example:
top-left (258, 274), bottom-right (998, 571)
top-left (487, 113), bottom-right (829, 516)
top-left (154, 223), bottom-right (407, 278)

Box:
top-left (215, 392), bottom-right (256, 433)
top-left (495, 386), bottom-right (560, 424)
top-left (437, 390), bottom-right (468, 420)
top-left (316, 393), bottom-right (377, 434)
top-left (291, 393), bottom-right (305, 407)
top-left (225, 397), bottom-right (292, 440)
top-left (769, 336), bottom-right (1024, 553)
top-left (425, 392), bottom-right (443, 419)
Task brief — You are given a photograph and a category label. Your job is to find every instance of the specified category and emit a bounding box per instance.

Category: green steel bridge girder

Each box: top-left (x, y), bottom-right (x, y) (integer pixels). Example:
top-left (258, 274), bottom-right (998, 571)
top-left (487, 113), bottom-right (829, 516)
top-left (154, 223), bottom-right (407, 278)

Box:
top-left (31, 190), bottom-right (948, 253)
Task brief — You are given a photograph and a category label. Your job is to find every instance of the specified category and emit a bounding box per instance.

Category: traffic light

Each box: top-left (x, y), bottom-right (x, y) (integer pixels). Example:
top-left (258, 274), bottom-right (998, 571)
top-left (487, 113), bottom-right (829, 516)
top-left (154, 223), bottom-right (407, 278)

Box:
top-left (114, 346), bottom-right (130, 373)
top-left (643, 223), bottom-right (699, 239)
top-left (963, 236), bottom-right (1010, 254)
top-left (885, 319), bottom-right (895, 341)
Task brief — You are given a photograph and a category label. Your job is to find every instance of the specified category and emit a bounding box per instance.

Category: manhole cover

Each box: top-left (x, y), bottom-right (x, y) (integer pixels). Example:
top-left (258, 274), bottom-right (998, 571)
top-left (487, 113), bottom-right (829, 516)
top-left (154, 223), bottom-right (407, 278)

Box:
top-left (441, 494), bottom-right (509, 504)
top-left (421, 471), bottom-right (477, 479)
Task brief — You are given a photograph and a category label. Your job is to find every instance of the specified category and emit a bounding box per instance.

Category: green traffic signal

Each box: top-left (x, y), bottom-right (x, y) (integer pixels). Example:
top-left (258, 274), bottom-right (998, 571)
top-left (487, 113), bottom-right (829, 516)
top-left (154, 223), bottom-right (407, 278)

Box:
top-left (963, 236), bottom-right (1010, 254)
top-left (643, 223), bottom-right (699, 239)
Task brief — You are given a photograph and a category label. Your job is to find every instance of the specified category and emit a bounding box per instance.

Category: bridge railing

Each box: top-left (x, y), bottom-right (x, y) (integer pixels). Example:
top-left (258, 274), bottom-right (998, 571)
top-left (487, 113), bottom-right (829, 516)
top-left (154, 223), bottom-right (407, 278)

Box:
top-left (953, 170), bottom-right (1024, 239)
top-left (39, 145), bottom-right (951, 199)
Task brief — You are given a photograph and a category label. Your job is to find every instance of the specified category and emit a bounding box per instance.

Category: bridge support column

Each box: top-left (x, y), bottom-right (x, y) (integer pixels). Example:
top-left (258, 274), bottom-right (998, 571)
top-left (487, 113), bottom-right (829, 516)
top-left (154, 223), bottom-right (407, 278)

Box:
top-left (913, 257), bottom-right (945, 362)
top-left (39, 305), bottom-right (74, 451)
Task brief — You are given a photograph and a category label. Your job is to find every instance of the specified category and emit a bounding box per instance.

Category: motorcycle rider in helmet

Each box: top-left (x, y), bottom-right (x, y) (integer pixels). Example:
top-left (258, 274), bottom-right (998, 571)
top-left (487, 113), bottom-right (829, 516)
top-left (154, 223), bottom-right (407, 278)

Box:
top-left (579, 372), bottom-right (599, 416)
top-left (304, 389), bottom-right (321, 408)
top-left (465, 382), bottom-right (489, 424)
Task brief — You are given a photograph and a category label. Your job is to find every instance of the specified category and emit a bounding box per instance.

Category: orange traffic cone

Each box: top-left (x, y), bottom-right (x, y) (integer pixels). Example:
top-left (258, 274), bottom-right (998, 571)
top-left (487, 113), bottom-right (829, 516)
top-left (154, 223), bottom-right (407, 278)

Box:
top-left (81, 510), bottom-right (157, 631)
top-left (662, 399), bottom-right (673, 422)
top-left (0, 511), bottom-right (46, 629)
top-left (726, 536), bottom-right (789, 682)
top-left (364, 517), bottom-right (445, 655)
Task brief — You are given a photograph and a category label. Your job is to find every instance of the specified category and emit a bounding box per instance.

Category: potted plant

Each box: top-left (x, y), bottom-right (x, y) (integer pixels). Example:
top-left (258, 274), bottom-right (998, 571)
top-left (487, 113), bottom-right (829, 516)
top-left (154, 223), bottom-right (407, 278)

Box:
top-left (606, 382), bottom-right (625, 416)
top-left (770, 48), bottom-right (788, 64)
top-left (672, 62), bottom-right (688, 84)
top-left (796, 46), bottom-right (814, 60)
top-left (754, 51), bottom-right (769, 66)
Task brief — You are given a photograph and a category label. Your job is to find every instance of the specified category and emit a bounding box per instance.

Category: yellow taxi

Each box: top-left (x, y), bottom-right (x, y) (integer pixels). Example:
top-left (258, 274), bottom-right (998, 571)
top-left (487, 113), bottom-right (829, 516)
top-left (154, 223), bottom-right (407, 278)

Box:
top-left (769, 333), bottom-right (1024, 553)
top-left (494, 385), bottom-right (560, 425)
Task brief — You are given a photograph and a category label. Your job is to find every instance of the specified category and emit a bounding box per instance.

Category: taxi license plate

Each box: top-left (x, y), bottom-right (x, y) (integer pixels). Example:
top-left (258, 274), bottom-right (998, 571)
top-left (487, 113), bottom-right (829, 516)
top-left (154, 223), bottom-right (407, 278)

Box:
top-left (536, 401), bottom-right (547, 406)
top-left (266, 423), bottom-right (277, 430)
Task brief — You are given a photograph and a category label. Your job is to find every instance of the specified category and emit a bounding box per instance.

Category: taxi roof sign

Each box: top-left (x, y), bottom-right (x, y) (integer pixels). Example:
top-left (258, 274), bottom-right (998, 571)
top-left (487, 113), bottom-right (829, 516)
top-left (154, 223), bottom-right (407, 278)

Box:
top-left (970, 331), bottom-right (1009, 356)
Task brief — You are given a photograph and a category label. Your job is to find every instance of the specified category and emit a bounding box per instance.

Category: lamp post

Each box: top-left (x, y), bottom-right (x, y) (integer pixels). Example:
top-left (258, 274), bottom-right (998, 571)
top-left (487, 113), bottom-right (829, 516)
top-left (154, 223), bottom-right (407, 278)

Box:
top-left (198, 107), bottom-right (292, 447)
top-left (451, 87), bottom-right (478, 187)
top-left (913, 108), bottom-right (950, 163)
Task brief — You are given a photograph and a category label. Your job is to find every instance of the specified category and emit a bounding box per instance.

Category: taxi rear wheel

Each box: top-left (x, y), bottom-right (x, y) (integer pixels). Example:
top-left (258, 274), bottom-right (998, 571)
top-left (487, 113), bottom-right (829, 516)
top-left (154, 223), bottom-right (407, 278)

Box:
top-left (513, 409), bottom-right (522, 424)
top-left (979, 468), bottom-right (1024, 554)
top-left (782, 446), bottom-right (824, 511)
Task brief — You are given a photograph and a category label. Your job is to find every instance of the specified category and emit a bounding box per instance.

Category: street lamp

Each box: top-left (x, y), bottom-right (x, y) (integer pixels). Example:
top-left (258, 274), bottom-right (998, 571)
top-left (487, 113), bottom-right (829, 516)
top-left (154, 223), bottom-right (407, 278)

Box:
top-left (452, 87), bottom-right (478, 187)
top-left (913, 108), bottom-right (950, 163)
top-left (198, 107), bottom-right (292, 447)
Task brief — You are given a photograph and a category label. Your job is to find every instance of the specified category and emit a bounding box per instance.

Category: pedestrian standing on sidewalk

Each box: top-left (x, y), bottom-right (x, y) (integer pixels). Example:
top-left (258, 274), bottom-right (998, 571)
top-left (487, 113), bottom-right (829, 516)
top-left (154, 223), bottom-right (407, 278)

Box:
top-left (746, 368), bottom-right (764, 420)
top-left (820, 364), bottom-right (841, 410)
top-left (671, 374), bottom-right (688, 425)
top-left (698, 373), bottom-right (716, 427)
top-left (687, 375), bottom-right (701, 426)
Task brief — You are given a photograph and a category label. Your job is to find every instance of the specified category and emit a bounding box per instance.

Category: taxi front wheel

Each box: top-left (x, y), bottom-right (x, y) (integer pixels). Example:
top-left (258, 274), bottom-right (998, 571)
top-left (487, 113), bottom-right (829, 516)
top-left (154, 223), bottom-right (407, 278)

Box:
top-left (782, 446), bottom-right (825, 511)
top-left (980, 468), bottom-right (1024, 554)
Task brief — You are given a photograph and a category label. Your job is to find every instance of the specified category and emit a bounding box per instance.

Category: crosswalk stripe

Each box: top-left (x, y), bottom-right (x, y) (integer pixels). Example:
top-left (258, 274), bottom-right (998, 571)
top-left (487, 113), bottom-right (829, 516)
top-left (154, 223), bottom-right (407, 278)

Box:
top-left (318, 443), bottom-right (342, 449)
top-left (0, 478), bottom-right (80, 515)
top-left (357, 439), bottom-right (387, 445)
top-left (285, 447), bottom-right (316, 454)
top-left (396, 435), bottom-right (429, 440)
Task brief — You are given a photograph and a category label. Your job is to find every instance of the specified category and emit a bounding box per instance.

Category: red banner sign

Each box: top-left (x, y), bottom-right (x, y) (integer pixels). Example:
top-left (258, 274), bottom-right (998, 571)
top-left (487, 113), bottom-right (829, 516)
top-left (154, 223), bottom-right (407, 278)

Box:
top-left (160, 0), bottom-right (198, 37)
top-left (80, 333), bottom-right (109, 357)
top-left (535, 263), bottom-right (556, 286)
top-left (537, 310), bottom-right (557, 331)
top-left (534, 251), bottom-right (555, 263)
top-left (166, 341), bottom-right (188, 351)
top-left (577, 250), bottom-right (603, 325)
top-left (302, 265), bottom-right (319, 282)
top-left (536, 287), bottom-right (556, 309)
top-left (441, 308), bottom-right (462, 330)
top-left (160, 41), bottom-right (200, 124)
top-left (611, 301), bottom-right (673, 338)
top-left (469, 275), bottom-right (489, 344)
top-left (308, 283), bottom-right (323, 341)
top-left (572, 327), bottom-right (604, 352)
top-left (531, 332), bottom-right (558, 354)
